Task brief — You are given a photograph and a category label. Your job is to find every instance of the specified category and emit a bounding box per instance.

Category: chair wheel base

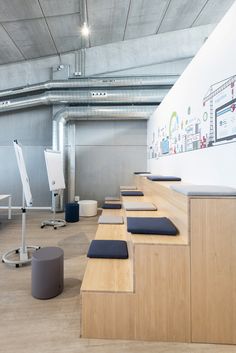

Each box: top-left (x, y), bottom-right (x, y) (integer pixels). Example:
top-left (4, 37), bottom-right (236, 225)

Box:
top-left (2, 246), bottom-right (40, 267)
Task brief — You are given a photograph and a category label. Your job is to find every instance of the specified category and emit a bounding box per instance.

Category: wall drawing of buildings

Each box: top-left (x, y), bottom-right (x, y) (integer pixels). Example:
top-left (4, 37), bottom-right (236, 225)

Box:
top-left (203, 75), bottom-right (236, 146)
top-left (148, 75), bottom-right (236, 159)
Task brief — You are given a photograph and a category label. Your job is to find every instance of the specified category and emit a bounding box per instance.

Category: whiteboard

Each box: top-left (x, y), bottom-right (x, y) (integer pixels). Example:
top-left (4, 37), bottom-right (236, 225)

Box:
top-left (44, 150), bottom-right (65, 191)
top-left (13, 140), bottom-right (33, 207)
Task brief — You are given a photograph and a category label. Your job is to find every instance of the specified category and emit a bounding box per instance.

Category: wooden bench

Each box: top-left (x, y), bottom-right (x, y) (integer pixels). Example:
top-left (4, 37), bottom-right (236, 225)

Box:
top-left (81, 175), bottom-right (236, 344)
top-left (81, 178), bottom-right (190, 341)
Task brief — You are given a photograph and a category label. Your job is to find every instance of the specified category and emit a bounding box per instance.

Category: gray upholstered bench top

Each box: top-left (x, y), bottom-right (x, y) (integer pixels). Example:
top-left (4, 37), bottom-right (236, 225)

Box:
top-left (123, 202), bottom-right (157, 211)
top-left (98, 215), bottom-right (124, 224)
top-left (170, 184), bottom-right (236, 196)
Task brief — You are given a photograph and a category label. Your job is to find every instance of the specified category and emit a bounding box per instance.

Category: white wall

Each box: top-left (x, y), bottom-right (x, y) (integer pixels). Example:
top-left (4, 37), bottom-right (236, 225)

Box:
top-left (147, 1), bottom-right (236, 187)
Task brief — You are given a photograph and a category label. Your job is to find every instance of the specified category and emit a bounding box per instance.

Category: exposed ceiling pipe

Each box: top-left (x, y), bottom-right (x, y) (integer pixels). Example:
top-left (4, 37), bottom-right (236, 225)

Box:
top-left (0, 73), bottom-right (171, 205)
top-left (52, 105), bottom-right (156, 151)
top-left (0, 76), bottom-right (178, 99)
top-left (52, 105), bottom-right (156, 206)
top-left (0, 89), bottom-right (168, 113)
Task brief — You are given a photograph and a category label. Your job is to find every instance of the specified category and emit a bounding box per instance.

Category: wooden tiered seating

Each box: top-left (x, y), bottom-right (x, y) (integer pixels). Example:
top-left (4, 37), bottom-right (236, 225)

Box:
top-left (81, 175), bottom-right (236, 344)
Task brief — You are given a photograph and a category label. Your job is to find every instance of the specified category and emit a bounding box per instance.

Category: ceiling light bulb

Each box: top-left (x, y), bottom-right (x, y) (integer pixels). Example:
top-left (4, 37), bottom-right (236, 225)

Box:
top-left (81, 22), bottom-right (90, 36)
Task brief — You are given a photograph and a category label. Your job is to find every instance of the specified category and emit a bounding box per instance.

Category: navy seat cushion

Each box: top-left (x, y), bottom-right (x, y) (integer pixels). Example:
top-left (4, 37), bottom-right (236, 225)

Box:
top-left (121, 191), bottom-right (144, 196)
top-left (133, 172), bottom-right (151, 175)
top-left (147, 175), bottom-right (181, 181)
top-left (127, 217), bottom-right (178, 235)
top-left (87, 240), bottom-right (128, 259)
top-left (102, 203), bottom-right (122, 209)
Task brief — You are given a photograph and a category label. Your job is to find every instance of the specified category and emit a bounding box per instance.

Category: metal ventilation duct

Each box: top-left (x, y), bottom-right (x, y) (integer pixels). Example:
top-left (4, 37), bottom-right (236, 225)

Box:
top-left (52, 105), bottom-right (156, 150)
top-left (0, 75), bottom-right (178, 99)
top-left (0, 89), bottom-right (168, 113)
top-left (0, 75), bottom-right (171, 208)
top-left (52, 105), bottom-right (156, 205)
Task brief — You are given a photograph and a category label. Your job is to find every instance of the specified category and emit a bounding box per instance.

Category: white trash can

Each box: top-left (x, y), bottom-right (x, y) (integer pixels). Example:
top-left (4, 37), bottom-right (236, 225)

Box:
top-left (78, 200), bottom-right (97, 217)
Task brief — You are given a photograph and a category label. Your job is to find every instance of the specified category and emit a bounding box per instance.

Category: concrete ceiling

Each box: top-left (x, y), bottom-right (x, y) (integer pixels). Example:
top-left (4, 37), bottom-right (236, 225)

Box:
top-left (0, 0), bottom-right (234, 65)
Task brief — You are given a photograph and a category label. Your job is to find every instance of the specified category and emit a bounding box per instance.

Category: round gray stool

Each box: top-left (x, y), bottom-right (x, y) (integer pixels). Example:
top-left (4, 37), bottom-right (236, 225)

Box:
top-left (31, 247), bottom-right (64, 299)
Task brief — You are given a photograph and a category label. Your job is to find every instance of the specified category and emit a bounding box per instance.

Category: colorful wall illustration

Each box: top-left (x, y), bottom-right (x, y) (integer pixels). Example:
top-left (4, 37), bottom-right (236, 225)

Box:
top-left (148, 75), bottom-right (236, 159)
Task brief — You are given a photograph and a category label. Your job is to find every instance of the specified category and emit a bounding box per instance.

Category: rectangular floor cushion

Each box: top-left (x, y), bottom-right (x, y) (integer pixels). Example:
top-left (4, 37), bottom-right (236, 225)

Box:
top-left (123, 202), bottom-right (157, 211)
top-left (102, 203), bottom-right (122, 209)
top-left (147, 175), bottom-right (181, 181)
top-left (98, 215), bottom-right (124, 224)
top-left (121, 191), bottom-right (144, 196)
top-left (127, 217), bottom-right (178, 235)
top-left (87, 240), bottom-right (128, 259)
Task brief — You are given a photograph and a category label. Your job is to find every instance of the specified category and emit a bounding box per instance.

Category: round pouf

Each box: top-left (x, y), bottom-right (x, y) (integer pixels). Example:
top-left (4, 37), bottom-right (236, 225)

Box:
top-left (78, 200), bottom-right (97, 217)
top-left (31, 247), bottom-right (64, 299)
top-left (65, 202), bottom-right (79, 222)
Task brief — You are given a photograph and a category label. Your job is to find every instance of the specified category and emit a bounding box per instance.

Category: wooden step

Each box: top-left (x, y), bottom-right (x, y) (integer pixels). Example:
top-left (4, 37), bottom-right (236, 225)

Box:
top-left (81, 209), bottom-right (133, 293)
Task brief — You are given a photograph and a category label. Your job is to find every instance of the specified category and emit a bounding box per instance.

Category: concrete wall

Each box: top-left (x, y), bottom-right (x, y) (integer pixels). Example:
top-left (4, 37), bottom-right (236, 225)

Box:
top-left (74, 120), bottom-right (147, 205)
top-left (0, 107), bottom-right (52, 206)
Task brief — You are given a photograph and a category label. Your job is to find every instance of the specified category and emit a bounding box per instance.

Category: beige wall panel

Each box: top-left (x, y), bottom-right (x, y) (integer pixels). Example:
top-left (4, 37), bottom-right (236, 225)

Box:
top-left (191, 198), bottom-right (236, 344)
top-left (81, 292), bottom-right (136, 339)
top-left (134, 244), bottom-right (191, 342)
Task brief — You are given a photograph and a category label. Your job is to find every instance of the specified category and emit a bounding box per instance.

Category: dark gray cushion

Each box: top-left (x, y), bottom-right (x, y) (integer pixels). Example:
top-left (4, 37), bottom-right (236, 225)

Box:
top-left (170, 184), bottom-right (236, 196)
top-left (87, 240), bottom-right (128, 259)
top-left (127, 217), bottom-right (178, 235)
top-left (121, 191), bottom-right (144, 196)
top-left (102, 203), bottom-right (122, 209)
top-left (134, 172), bottom-right (151, 174)
top-left (147, 175), bottom-right (181, 181)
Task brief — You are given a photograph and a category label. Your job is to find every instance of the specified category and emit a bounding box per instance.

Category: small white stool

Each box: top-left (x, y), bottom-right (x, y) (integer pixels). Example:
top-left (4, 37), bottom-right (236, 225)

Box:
top-left (78, 200), bottom-right (97, 217)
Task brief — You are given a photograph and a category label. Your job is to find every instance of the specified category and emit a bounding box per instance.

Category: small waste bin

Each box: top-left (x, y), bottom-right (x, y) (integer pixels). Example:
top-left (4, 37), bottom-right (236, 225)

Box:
top-left (65, 202), bottom-right (79, 222)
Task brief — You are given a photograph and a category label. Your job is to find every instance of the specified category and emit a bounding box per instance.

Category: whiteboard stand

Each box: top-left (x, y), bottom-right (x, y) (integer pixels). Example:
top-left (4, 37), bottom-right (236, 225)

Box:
top-left (2, 192), bottom-right (40, 267)
top-left (41, 149), bottom-right (66, 230)
top-left (40, 191), bottom-right (66, 230)
top-left (2, 143), bottom-right (40, 268)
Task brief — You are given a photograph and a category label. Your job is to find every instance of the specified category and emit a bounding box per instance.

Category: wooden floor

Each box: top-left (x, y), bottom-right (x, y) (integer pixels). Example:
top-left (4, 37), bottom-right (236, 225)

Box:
top-left (0, 209), bottom-right (236, 353)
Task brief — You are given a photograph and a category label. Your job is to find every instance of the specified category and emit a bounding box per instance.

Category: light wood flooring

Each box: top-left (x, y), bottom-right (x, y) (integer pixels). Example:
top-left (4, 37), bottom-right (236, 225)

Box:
top-left (0, 209), bottom-right (236, 353)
